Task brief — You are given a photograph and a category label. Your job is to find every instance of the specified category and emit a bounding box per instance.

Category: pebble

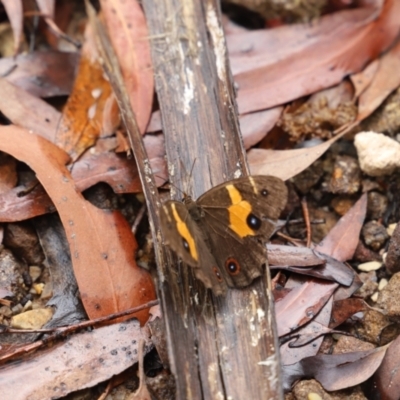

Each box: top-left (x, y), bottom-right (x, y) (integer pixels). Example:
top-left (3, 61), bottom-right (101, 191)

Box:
top-left (378, 279), bottom-right (388, 291)
top-left (362, 221), bottom-right (389, 251)
top-left (354, 131), bottom-right (400, 176)
top-left (387, 223), bottom-right (397, 236)
top-left (11, 308), bottom-right (53, 329)
top-left (370, 292), bottom-right (379, 302)
top-left (29, 266), bottom-right (42, 282)
top-left (357, 261), bottom-right (382, 272)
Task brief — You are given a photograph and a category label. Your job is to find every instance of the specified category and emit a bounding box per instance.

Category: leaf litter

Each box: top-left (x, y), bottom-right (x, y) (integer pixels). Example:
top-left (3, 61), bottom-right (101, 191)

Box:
top-left (0, 0), bottom-right (399, 399)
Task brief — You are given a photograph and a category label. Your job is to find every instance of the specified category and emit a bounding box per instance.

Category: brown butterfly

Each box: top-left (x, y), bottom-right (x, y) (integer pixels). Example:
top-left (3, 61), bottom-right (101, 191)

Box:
top-left (160, 175), bottom-right (287, 295)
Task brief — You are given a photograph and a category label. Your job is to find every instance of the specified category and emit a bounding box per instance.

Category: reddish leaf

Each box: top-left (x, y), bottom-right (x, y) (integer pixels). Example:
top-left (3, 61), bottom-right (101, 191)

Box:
top-left (350, 58), bottom-right (379, 98)
top-left (0, 153), bottom-right (17, 194)
top-left (248, 132), bottom-right (345, 180)
top-left (0, 78), bottom-right (61, 142)
top-left (315, 193), bottom-right (367, 261)
top-left (241, 107), bottom-right (283, 149)
top-left (0, 51), bottom-right (79, 97)
top-left (0, 319), bottom-right (152, 400)
top-left (0, 125), bottom-right (156, 322)
top-left (275, 279), bottom-right (337, 337)
top-left (228, 0), bottom-right (400, 113)
top-left (100, 0), bottom-right (154, 134)
top-left (374, 334), bottom-right (400, 400)
top-left (280, 298), bottom-right (332, 366)
top-left (55, 24), bottom-right (120, 160)
top-left (0, 136), bottom-right (168, 223)
top-left (357, 37), bottom-right (400, 121)
top-left (330, 298), bottom-right (367, 328)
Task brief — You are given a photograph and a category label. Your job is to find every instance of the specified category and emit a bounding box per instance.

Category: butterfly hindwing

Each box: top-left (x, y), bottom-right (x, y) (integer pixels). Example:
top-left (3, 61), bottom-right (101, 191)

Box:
top-left (195, 176), bottom-right (288, 288)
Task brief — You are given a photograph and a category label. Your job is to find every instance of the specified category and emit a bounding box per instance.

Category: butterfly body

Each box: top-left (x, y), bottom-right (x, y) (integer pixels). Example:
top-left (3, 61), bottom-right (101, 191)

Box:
top-left (160, 176), bottom-right (287, 295)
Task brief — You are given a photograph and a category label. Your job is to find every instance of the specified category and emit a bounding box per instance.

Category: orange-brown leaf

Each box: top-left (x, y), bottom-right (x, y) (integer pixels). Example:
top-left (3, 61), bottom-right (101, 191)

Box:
top-left (55, 24), bottom-right (120, 160)
top-left (100, 0), bottom-right (154, 134)
top-left (0, 125), bottom-right (156, 323)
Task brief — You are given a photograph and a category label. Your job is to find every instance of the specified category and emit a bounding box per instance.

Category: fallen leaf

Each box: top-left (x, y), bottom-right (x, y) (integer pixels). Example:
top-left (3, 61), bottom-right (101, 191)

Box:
top-left (350, 58), bottom-right (380, 98)
top-left (0, 125), bottom-right (156, 322)
top-left (0, 78), bottom-right (61, 142)
top-left (0, 153), bottom-right (17, 194)
top-left (0, 51), bottom-right (79, 97)
top-left (228, 0), bottom-right (400, 113)
top-left (100, 0), bottom-right (154, 134)
top-left (267, 244), bottom-right (325, 267)
top-left (241, 107), bottom-right (283, 149)
top-left (0, 319), bottom-right (152, 400)
top-left (55, 24), bottom-right (120, 160)
top-left (283, 345), bottom-right (388, 392)
top-left (248, 132), bottom-right (345, 180)
top-left (315, 193), bottom-right (367, 261)
top-left (357, 37), bottom-right (400, 121)
top-left (280, 297), bottom-right (333, 366)
top-left (275, 279), bottom-right (337, 337)
top-left (304, 345), bottom-right (388, 391)
top-left (330, 298), bottom-right (367, 328)
top-left (374, 334), bottom-right (400, 400)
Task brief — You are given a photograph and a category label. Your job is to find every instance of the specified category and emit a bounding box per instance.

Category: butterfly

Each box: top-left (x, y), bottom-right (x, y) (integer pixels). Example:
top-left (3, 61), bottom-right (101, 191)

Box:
top-left (159, 175), bottom-right (287, 295)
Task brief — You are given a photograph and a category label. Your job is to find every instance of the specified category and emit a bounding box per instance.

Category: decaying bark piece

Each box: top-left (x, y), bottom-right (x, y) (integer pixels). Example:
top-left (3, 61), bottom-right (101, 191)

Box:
top-left (142, 1), bottom-right (282, 398)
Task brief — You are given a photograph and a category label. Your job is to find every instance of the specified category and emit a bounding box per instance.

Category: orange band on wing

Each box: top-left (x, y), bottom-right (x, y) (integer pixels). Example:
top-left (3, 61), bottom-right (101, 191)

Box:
top-left (226, 184), bottom-right (254, 238)
top-left (171, 203), bottom-right (198, 261)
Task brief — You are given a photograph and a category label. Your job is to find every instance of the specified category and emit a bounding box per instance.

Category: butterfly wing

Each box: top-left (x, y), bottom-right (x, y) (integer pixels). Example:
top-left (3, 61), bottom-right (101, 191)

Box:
top-left (159, 201), bottom-right (227, 295)
top-left (196, 176), bottom-right (287, 288)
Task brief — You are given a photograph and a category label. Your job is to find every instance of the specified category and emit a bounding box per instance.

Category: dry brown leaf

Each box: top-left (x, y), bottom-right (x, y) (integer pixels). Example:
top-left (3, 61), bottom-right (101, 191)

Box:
top-left (350, 58), bottom-right (380, 99)
top-left (0, 136), bottom-right (167, 223)
top-left (374, 334), bottom-right (400, 400)
top-left (330, 298), bottom-right (367, 329)
top-left (0, 153), bottom-right (17, 194)
top-left (280, 297), bottom-right (333, 366)
top-left (248, 132), bottom-right (345, 180)
top-left (0, 51), bottom-right (79, 97)
top-left (0, 78), bottom-right (61, 141)
top-left (315, 193), bottom-right (367, 262)
top-left (302, 345), bottom-right (388, 391)
top-left (100, 0), bottom-right (154, 134)
top-left (275, 279), bottom-right (337, 337)
top-left (55, 24), bottom-right (120, 160)
top-left (228, 0), bottom-right (400, 113)
top-left (1, 0), bottom-right (23, 54)
top-left (267, 244), bottom-right (324, 267)
top-left (357, 38), bottom-right (400, 121)
top-left (0, 125), bottom-right (156, 322)
top-left (241, 107), bottom-right (283, 149)
top-left (0, 319), bottom-right (152, 400)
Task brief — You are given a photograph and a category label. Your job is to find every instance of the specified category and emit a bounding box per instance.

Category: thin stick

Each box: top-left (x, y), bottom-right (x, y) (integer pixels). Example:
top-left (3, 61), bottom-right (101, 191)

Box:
top-left (301, 196), bottom-right (312, 247)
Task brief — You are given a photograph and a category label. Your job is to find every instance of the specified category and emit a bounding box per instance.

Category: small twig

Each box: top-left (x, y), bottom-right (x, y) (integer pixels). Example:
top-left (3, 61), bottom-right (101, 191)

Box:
top-left (301, 197), bottom-right (312, 247)
top-left (287, 218), bottom-right (325, 226)
top-left (0, 299), bottom-right (159, 363)
top-left (276, 231), bottom-right (304, 247)
top-left (132, 204), bottom-right (147, 235)
top-left (97, 380), bottom-right (113, 400)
